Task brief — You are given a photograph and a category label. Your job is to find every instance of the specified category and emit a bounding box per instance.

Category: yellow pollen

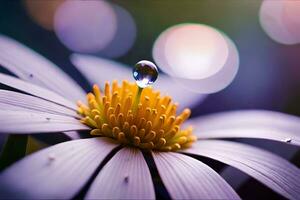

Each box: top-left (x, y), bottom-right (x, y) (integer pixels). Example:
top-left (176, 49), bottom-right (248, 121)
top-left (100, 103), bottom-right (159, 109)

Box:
top-left (77, 80), bottom-right (197, 151)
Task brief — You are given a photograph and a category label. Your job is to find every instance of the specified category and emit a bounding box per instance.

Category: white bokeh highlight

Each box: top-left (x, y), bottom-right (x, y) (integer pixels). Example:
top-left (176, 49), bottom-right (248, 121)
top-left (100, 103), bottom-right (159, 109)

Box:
top-left (54, 0), bottom-right (117, 53)
top-left (96, 4), bottom-right (137, 58)
top-left (153, 23), bottom-right (239, 94)
top-left (259, 0), bottom-right (300, 45)
top-left (164, 24), bottom-right (228, 79)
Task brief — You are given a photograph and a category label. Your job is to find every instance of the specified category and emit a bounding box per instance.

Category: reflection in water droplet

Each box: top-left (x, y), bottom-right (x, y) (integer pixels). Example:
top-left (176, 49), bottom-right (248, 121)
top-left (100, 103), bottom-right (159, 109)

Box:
top-left (132, 60), bottom-right (158, 88)
top-left (283, 138), bottom-right (292, 143)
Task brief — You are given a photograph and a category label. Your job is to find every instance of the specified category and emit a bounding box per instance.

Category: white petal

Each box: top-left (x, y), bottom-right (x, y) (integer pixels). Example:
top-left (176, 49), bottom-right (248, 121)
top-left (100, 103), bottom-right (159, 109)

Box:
top-left (63, 131), bottom-right (81, 140)
top-left (220, 138), bottom-right (299, 190)
top-left (0, 90), bottom-right (83, 139)
top-left (152, 152), bottom-right (240, 200)
top-left (204, 137), bottom-right (299, 192)
top-left (0, 138), bottom-right (118, 199)
top-left (0, 73), bottom-right (77, 110)
top-left (70, 54), bottom-right (207, 110)
top-left (0, 90), bottom-right (78, 117)
top-left (86, 148), bottom-right (155, 199)
top-left (183, 140), bottom-right (300, 200)
top-left (0, 111), bottom-right (89, 134)
top-left (188, 109), bottom-right (300, 190)
top-left (195, 128), bottom-right (300, 146)
top-left (0, 34), bottom-right (86, 101)
top-left (187, 110), bottom-right (300, 146)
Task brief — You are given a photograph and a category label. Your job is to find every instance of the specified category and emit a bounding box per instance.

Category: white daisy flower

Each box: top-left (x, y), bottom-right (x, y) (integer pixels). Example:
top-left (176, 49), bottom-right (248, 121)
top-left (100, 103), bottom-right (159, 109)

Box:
top-left (0, 35), bottom-right (299, 199)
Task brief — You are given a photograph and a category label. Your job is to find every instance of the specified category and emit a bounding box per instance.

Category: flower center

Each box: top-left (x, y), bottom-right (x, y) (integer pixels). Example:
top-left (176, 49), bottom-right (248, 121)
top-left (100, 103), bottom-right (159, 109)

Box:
top-left (77, 80), bottom-right (196, 151)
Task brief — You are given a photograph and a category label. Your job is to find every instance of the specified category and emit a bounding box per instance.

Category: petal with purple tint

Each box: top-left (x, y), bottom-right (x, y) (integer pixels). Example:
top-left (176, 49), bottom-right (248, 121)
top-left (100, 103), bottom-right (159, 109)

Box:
top-left (183, 140), bottom-right (300, 200)
top-left (0, 111), bottom-right (89, 134)
top-left (0, 90), bottom-right (83, 140)
top-left (196, 128), bottom-right (300, 146)
top-left (152, 151), bottom-right (240, 200)
top-left (0, 138), bottom-right (118, 199)
top-left (86, 148), bottom-right (155, 199)
top-left (63, 131), bottom-right (81, 140)
top-left (70, 54), bottom-right (207, 110)
top-left (220, 139), bottom-right (299, 190)
top-left (0, 90), bottom-right (78, 117)
top-left (0, 73), bottom-right (77, 110)
top-left (187, 110), bottom-right (300, 146)
top-left (0, 34), bottom-right (86, 101)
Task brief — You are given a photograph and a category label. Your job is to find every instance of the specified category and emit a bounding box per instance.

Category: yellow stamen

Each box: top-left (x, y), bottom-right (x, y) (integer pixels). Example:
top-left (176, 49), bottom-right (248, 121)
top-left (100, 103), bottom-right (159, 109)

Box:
top-left (78, 80), bottom-right (196, 151)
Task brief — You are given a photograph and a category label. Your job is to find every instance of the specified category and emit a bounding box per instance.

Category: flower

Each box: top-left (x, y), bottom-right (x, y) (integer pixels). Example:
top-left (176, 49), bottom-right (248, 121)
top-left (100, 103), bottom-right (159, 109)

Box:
top-left (78, 80), bottom-right (196, 151)
top-left (0, 35), bottom-right (299, 199)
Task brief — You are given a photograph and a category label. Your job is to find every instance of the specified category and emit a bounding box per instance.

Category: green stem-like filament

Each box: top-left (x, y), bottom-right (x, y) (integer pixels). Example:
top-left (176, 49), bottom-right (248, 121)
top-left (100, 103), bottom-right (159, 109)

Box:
top-left (133, 87), bottom-right (143, 112)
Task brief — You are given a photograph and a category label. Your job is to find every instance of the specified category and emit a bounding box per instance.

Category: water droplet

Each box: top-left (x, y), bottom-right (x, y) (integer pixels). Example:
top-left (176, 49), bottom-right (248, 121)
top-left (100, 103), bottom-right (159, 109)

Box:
top-left (133, 60), bottom-right (158, 88)
top-left (48, 153), bottom-right (55, 161)
top-left (283, 138), bottom-right (292, 143)
top-left (124, 175), bottom-right (129, 183)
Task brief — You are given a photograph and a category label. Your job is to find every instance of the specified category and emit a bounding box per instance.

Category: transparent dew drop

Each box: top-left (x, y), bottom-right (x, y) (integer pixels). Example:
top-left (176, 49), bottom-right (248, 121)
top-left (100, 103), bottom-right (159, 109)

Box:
top-left (283, 138), bottom-right (292, 143)
top-left (48, 153), bottom-right (55, 161)
top-left (133, 60), bottom-right (158, 88)
top-left (124, 175), bottom-right (129, 183)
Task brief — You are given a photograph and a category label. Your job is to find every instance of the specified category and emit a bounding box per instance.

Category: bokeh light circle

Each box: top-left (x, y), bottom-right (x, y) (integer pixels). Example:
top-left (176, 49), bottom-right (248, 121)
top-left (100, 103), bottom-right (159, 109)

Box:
top-left (54, 0), bottom-right (117, 53)
top-left (172, 34), bottom-right (239, 93)
top-left (96, 4), bottom-right (137, 58)
top-left (164, 24), bottom-right (228, 79)
top-left (259, 0), bottom-right (300, 45)
top-left (282, 0), bottom-right (300, 42)
top-left (153, 23), bottom-right (239, 93)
